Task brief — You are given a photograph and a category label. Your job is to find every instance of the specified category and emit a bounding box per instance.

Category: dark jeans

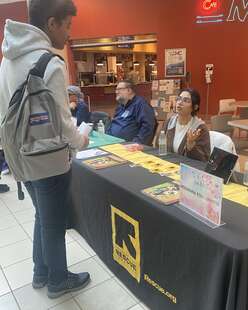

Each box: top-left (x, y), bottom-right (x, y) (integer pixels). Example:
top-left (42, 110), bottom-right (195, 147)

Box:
top-left (25, 169), bottom-right (72, 285)
top-left (0, 150), bottom-right (5, 172)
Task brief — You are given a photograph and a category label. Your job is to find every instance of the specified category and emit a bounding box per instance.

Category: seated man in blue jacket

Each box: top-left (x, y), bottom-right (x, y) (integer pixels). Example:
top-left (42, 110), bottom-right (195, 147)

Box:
top-left (107, 80), bottom-right (155, 145)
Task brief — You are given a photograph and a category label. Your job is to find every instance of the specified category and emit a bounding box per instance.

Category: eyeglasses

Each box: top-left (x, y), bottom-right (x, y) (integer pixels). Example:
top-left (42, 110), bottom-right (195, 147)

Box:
top-left (176, 96), bottom-right (191, 103)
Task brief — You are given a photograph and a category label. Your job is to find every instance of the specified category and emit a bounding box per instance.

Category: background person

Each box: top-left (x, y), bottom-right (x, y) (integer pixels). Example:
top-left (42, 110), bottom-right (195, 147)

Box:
top-left (127, 66), bottom-right (139, 84)
top-left (68, 85), bottom-right (90, 126)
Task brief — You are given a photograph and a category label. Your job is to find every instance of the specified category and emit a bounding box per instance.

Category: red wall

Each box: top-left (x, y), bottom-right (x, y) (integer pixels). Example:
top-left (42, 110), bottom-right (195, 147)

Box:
top-left (0, 0), bottom-right (247, 115)
top-left (70, 0), bottom-right (159, 39)
top-left (0, 1), bottom-right (28, 60)
top-left (71, 0), bottom-right (248, 115)
top-left (157, 0), bottom-right (248, 115)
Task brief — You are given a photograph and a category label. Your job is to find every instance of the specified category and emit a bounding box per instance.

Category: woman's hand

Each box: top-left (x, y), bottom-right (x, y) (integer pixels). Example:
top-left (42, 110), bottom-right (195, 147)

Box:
top-left (186, 129), bottom-right (201, 150)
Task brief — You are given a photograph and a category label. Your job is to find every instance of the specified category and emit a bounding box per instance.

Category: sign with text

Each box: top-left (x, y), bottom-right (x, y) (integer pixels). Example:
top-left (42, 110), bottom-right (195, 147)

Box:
top-left (196, 0), bottom-right (248, 23)
top-left (180, 164), bottom-right (223, 226)
top-left (165, 48), bottom-right (186, 77)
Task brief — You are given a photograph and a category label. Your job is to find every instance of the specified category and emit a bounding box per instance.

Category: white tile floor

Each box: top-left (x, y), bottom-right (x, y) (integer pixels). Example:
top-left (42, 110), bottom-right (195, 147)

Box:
top-left (0, 174), bottom-right (150, 310)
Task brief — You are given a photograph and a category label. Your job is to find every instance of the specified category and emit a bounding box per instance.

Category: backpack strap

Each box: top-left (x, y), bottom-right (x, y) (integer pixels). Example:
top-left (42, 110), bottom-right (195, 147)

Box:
top-left (17, 181), bottom-right (24, 200)
top-left (29, 52), bottom-right (64, 78)
top-left (6, 53), bottom-right (60, 110)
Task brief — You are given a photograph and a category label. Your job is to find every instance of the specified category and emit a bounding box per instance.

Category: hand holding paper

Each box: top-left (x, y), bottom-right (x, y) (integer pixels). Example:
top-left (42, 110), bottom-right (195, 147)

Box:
top-left (78, 122), bottom-right (91, 136)
top-left (77, 122), bottom-right (91, 148)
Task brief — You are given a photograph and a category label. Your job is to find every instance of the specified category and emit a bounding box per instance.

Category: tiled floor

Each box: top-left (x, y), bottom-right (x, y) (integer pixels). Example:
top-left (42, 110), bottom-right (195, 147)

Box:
top-left (0, 174), bottom-right (150, 310)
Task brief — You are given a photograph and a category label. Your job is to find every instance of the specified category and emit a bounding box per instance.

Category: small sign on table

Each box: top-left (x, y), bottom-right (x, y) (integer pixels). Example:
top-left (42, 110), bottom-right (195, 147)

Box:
top-left (178, 164), bottom-right (224, 228)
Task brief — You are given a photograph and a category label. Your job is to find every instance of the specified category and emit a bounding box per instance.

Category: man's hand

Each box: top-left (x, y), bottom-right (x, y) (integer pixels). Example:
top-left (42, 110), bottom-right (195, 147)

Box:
top-left (186, 128), bottom-right (201, 150)
top-left (70, 101), bottom-right (77, 110)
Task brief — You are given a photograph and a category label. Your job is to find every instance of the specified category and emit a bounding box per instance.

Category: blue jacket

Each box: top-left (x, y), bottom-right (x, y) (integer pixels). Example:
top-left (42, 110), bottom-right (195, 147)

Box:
top-left (71, 99), bottom-right (90, 126)
top-left (107, 95), bottom-right (155, 145)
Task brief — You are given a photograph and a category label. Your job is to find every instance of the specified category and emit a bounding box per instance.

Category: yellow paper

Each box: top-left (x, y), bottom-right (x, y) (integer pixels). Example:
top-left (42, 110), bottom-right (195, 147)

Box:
top-left (101, 144), bottom-right (180, 175)
top-left (223, 183), bottom-right (247, 197)
top-left (226, 192), bottom-right (248, 207)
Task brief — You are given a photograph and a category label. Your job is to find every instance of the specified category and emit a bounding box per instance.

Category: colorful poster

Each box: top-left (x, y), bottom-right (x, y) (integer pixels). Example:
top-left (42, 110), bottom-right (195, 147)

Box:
top-left (180, 164), bottom-right (223, 226)
top-left (165, 48), bottom-right (186, 77)
top-left (159, 99), bottom-right (170, 112)
top-left (152, 80), bottom-right (159, 91)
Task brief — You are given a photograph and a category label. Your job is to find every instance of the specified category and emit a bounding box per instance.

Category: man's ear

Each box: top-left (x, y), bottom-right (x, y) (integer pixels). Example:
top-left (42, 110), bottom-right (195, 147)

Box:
top-left (47, 17), bottom-right (56, 32)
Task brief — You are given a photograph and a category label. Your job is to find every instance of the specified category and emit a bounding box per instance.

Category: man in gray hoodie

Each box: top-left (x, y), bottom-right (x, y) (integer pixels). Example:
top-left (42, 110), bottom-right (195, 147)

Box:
top-left (0, 0), bottom-right (90, 299)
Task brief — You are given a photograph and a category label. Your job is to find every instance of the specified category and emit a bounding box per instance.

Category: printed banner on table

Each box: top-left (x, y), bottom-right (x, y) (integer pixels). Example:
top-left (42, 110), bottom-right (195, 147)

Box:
top-left (180, 164), bottom-right (223, 226)
top-left (165, 48), bottom-right (186, 77)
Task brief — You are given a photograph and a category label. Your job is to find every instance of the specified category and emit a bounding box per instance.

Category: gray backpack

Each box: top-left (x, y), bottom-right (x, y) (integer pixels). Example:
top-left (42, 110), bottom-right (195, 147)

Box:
top-left (1, 53), bottom-right (69, 187)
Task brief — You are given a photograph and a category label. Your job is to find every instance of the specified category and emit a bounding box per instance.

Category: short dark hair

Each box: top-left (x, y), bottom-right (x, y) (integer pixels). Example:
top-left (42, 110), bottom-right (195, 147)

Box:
top-left (29, 0), bottom-right (77, 30)
top-left (179, 88), bottom-right (201, 116)
top-left (121, 80), bottom-right (135, 92)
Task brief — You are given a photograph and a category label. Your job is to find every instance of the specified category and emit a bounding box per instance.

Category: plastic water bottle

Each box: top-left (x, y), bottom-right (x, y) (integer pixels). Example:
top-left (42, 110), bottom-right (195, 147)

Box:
top-left (97, 120), bottom-right (105, 134)
top-left (159, 130), bottom-right (167, 156)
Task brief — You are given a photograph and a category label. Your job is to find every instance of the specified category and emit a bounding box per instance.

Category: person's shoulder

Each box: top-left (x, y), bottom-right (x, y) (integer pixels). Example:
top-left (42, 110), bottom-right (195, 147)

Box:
top-left (46, 55), bottom-right (65, 72)
top-left (196, 122), bottom-right (209, 138)
top-left (199, 124), bottom-right (209, 136)
top-left (78, 100), bottom-right (88, 109)
top-left (43, 54), bottom-right (66, 82)
top-left (166, 114), bottom-right (178, 130)
top-left (133, 95), bottom-right (149, 106)
top-left (192, 117), bottom-right (208, 130)
top-left (197, 122), bottom-right (209, 131)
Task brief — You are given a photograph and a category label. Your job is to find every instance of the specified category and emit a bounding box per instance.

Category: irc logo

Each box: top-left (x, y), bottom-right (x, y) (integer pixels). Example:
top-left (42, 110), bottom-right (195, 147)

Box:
top-left (196, 0), bottom-right (223, 23)
top-left (111, 206), bottom-right (141, 282)
top-left (196, 0), bottom-right (248, 23)
top-left (203, 0), bottom-right (218, 11)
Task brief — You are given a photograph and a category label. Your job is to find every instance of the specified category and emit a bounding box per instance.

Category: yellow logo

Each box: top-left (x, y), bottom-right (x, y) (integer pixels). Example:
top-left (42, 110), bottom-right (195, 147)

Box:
top-left (111, 206), bottom-right (141, 282)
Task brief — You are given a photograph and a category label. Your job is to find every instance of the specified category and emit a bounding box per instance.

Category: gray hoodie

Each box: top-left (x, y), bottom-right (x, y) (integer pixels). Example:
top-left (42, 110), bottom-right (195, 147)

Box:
top-left (0, 19), bottom-right (85, 151)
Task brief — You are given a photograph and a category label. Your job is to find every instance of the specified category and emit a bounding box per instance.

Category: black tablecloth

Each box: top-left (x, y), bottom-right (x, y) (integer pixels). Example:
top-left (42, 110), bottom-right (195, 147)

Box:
top-left (69, 153), bottom-right (248, 310)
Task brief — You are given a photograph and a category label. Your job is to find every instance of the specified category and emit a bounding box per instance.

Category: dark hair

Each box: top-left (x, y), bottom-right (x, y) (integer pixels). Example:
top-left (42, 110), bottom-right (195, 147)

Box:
top-left (178, 88), bottom-right (201, 116)
top-left (29, 0), bottom-right (77, 30)
top-left (121, 80), bottom-right (135, 92)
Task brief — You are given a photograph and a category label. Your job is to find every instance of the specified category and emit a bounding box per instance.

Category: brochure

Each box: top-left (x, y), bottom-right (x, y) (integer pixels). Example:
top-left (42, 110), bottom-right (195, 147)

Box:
top-left (83, 154), bottom-right (127, 170)
top-left (142, 182), bottom-right (179, 205)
